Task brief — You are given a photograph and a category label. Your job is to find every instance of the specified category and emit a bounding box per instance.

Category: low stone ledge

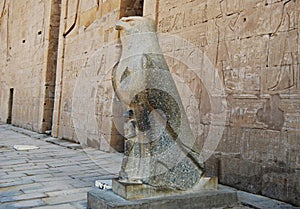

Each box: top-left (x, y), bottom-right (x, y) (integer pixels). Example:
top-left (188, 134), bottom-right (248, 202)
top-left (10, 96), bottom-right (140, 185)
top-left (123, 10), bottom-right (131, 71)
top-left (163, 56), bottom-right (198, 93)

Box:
top-left (87, 186), bottom-right (238, 209)
top-left (112, 177), bottom-right (218, 200)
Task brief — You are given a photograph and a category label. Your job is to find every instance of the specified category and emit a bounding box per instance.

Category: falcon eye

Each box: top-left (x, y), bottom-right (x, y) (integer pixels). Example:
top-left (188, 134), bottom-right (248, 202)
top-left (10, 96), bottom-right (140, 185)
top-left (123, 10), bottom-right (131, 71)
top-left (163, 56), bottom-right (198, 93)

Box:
top-left (124, 19), bottom-right (133, 22)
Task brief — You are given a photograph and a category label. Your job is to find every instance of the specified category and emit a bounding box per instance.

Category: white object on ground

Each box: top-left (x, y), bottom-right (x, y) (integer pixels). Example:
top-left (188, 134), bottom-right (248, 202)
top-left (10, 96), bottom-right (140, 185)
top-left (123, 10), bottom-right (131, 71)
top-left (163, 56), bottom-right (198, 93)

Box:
top-left (13, 145), bottom-right (40, 151)
top-left (95, 180), bottom-right (112, 190)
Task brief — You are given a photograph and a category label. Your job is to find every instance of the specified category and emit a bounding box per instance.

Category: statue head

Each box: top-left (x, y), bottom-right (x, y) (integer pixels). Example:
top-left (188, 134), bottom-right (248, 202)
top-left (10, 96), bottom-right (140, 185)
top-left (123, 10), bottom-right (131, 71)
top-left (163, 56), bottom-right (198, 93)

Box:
top-left (115, 16), bottom-right (156, 36)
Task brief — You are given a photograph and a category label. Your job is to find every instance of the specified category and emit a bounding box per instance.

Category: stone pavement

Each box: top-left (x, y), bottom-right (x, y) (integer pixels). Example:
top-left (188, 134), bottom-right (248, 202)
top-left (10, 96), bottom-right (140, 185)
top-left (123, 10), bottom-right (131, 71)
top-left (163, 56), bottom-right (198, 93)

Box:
top-left (0, 124), bottom-right (121, 209)
top-left (0, 124), bottom-right (298, 209)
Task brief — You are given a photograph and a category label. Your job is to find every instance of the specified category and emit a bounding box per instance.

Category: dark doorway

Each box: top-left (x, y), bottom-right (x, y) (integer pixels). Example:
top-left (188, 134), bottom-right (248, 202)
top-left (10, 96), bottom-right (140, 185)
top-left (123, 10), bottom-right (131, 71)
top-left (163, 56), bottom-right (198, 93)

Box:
top-left (120, 0), bottom-right (144, 17)
top-left (7, 88), bottom-right (14, 124)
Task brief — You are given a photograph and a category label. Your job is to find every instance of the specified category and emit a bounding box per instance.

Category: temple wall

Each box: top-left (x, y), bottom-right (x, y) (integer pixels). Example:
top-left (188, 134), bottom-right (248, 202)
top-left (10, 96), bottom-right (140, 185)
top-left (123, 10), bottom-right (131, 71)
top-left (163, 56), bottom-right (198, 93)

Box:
top-left (0, 0), bottom-right (299, 205)
top-left (145, 0), bottom-right (300, 205)
top-left (51, 0), bottom-right (121, 151)
top-left (52, 0), bottom-right (143, 151)
top-left (0, 0), bottom-right (60, 132)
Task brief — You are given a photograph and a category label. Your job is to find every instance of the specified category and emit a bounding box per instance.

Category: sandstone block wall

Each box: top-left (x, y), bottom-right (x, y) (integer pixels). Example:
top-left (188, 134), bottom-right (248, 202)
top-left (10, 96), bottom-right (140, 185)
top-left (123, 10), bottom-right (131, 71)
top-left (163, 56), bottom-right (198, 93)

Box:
top-left (0, 0), bottom-right (299, 206)
top-left (145, 0), bottom-right (300, 205)
top-left (51, 0), bottom-right (123, 151)
top-left (51, 0), bottom-right (144, 152)
top-left (0, 0), bottom-right (60, 132)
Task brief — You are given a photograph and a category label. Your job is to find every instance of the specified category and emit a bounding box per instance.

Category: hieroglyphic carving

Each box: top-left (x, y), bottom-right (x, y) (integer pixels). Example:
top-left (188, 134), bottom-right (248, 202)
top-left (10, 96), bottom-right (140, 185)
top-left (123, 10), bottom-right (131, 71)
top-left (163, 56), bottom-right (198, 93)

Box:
top-left (256, 94), bottom-right (285, 131)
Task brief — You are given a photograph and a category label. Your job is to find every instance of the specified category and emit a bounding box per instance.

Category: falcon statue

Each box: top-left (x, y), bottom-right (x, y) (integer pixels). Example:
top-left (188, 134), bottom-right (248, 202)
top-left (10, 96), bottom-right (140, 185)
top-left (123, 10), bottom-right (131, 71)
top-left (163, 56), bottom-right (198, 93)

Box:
top-left (112, 16), bottom-right (205, 190)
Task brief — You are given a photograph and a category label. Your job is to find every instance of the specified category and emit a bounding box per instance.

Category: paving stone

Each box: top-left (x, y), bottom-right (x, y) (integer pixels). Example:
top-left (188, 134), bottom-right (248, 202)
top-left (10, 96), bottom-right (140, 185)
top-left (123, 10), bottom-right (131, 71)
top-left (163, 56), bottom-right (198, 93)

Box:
top-left (0, 179), bottom-right (35, 188)
top-left (0, 159), bottom-right (28, 166)
top-left (45, 138), bottom-right (82, 150)
top-left (71, 200), bottom-right (88, 208)
top-left (3, 163), bottom-right (36, 169)
top-left (0, 177), bottom-right (22, 184)
top-left (42, 192), bottom-right (88, 205)
top-left (0, 169), bottom-right (14, 173)
top-left (1, 172), bottom-right (27, 180)
top-left (2, 199), bottom-right (46, 208)
top-left (0, 125), bottom-right (298, 209)
top-left (70, 172), bottom-right (108, 179)
top-left (22, 183), bottom-right (76, 194)
top-left (13, 164), bottom-right (50, 171)
top-left (45, 187), bottom-right (91, 197)
top-left (20, 174), bottom-right (54, 182)
top-left (30, 203), bottom-right (75, 209)
top-left (23, 168), bottom-right (61, 176)
top-left (0, 192), bottom-right (48, 203)
top-left (39, 175), bottom-right (74, 182)
top-left (46, 162), bottom-right (78, 168)
top-left (3, 182), bottom-right (45, 193)
top-left (238, 191), bottom-right (299, 209)
top-left (0, 190), bottom-right (24, 197)
top-left (70, 181), bottom-right (94, 188)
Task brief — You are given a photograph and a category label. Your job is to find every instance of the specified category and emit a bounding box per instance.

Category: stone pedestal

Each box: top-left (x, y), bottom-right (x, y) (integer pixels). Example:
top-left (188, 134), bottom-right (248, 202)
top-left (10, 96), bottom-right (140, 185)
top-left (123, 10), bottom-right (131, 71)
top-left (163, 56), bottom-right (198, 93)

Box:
top-left (87, 179), bottom-right (238, 209)
top-left (112, 177), bottom-right (218, 200)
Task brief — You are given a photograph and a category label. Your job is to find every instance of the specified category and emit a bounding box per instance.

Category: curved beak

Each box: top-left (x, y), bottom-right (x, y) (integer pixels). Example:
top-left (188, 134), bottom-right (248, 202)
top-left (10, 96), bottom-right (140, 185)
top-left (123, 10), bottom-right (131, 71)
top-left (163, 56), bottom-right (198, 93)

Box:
top-left (115, 20), bottom-right (124, 30)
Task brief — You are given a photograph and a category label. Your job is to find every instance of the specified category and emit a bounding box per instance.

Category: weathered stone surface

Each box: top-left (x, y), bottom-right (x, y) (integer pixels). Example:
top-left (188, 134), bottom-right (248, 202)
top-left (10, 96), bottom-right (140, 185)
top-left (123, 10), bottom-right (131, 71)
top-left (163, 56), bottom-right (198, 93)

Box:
top-left (237, 190), bottom-right (299, 209)
top-left (0, 0), bottom-right (60, 133)
top-left (0, 124), bottom-right (298, 208)
top-left (87, 187), bottom-right (238, 209)
top-left (112, 177), bottom-right (217, 200)
top-left (0, 124), bottom-right (121, 208)
top-left (0, 0), bottom-right (299, 206)
top-left (113, 16), bottom-right (205, 190)
top-left (146, 0), bottom-right (300, 205)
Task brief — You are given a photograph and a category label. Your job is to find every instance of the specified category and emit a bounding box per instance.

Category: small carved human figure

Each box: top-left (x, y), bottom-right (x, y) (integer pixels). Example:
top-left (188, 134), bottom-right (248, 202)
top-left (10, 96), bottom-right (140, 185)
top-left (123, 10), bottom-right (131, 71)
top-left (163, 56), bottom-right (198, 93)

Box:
top-left (119, 110), bottom-right (142, 183)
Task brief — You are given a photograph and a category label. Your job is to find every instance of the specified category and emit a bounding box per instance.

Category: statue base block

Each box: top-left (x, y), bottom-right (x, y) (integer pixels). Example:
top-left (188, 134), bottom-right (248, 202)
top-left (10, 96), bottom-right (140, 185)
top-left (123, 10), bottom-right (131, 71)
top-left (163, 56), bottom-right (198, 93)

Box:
top-left (112, 177), bottom-right (218, 200)
top-left (87, 179), bottom-right (238, 209)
